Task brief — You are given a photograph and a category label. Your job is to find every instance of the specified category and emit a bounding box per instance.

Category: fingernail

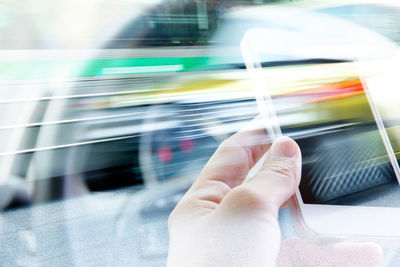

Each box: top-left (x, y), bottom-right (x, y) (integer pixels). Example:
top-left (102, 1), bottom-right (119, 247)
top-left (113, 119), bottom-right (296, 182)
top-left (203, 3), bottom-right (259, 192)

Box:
top-left (270, 136), bottom-right (298, 158)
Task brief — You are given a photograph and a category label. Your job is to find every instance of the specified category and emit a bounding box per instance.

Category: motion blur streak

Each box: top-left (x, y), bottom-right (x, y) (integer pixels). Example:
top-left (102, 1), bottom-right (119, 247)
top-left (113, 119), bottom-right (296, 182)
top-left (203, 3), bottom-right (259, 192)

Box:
top-left (1, 1), bottom-right (400, 265)
top-left (0, 134), bottom-right (140, 157)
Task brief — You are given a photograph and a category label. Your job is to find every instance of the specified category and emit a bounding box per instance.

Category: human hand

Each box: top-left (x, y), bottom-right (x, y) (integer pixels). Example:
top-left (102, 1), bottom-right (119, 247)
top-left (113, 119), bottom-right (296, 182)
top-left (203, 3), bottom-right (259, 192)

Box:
top-left (167, 118), bottom-right (382, 267)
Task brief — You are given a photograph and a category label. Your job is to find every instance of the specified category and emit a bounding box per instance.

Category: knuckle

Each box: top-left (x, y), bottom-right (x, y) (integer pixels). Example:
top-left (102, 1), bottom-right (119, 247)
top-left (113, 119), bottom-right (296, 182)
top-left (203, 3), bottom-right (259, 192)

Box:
top-left (209, 139), bottom-right (250, 173)
top-left (218, 138), bottom-right (235, 152)
top-left (262, 157), bottom-right (297, 185)
top-left (219, 139), bottom-right (251, 165)
top-left (202, 180), bottom-right (231, 195)
top-left (228, 186), bottom-right (267, 210)
top-left (218, 139), bottom-right (243, 157)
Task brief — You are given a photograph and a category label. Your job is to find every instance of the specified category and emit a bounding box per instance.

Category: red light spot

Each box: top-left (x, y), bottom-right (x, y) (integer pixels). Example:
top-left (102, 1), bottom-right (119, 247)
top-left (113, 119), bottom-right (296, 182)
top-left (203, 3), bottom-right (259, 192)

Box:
top-left (180, 139), bottom-right (194, 153)
top-left (158, 147), bottom-right (173, 163)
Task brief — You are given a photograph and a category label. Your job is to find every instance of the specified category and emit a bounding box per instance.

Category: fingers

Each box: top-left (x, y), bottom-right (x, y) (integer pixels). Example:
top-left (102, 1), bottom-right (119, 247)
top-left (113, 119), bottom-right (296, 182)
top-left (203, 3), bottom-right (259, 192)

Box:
top-left (220, 137), bottom-right (301, 218)
top-left (171, 117), bottom-right (272, 225)
top-left (278, 238), bottom-right (383, 267)
top-left (192, 117), bottom-right (271, 190)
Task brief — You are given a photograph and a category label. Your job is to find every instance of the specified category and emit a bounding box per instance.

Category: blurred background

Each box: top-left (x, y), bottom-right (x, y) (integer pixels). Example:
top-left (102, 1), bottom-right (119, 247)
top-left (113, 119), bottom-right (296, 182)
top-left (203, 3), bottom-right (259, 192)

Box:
top-left (1, 0), bottom-right (400, 266)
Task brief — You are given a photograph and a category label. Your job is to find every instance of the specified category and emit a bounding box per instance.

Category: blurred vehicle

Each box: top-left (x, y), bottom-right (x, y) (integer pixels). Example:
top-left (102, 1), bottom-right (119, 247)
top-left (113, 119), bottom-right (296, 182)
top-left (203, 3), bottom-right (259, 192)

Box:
top-left (2, 0), bottom-right (400, 205)
top-left (1, 0), bottom-right (400, 265)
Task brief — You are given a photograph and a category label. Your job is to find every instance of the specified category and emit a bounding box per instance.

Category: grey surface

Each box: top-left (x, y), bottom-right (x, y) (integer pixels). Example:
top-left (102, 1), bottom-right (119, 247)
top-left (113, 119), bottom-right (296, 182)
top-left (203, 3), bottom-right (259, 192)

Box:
top-left (0, 185), bottom-right (399, 267)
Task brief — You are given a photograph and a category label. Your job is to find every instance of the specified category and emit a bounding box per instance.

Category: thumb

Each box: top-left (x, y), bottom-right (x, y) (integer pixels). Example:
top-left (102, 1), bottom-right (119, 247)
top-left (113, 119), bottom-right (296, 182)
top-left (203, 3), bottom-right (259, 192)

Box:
top-left (221, 137), bottom-right (301, 217)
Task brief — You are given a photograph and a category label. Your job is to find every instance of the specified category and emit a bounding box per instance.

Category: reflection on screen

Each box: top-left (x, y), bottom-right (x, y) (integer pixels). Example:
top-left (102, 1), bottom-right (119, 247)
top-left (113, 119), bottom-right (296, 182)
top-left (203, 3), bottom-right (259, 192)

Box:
top-left (269, 62), bottom-right (400, 207)
top-left (298, 122), bottom-right (400, 207)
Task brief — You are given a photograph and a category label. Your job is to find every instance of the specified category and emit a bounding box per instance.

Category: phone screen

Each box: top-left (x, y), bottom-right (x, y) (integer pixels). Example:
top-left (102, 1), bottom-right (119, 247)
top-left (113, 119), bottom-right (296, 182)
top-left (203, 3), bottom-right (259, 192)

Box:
top-left (268, 62), bottom-right (400, 207)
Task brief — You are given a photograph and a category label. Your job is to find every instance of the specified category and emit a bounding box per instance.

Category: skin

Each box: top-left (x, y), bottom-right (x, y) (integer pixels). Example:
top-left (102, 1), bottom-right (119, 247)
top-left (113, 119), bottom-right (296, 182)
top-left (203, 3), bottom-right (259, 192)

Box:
top-left (167, 117), bottom-right (383, 267)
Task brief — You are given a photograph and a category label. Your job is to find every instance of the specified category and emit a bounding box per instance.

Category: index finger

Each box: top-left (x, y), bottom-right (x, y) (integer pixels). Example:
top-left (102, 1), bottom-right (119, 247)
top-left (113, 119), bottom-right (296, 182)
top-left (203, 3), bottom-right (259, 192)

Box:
top-left (192, 117), bottom-right (271, 190)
